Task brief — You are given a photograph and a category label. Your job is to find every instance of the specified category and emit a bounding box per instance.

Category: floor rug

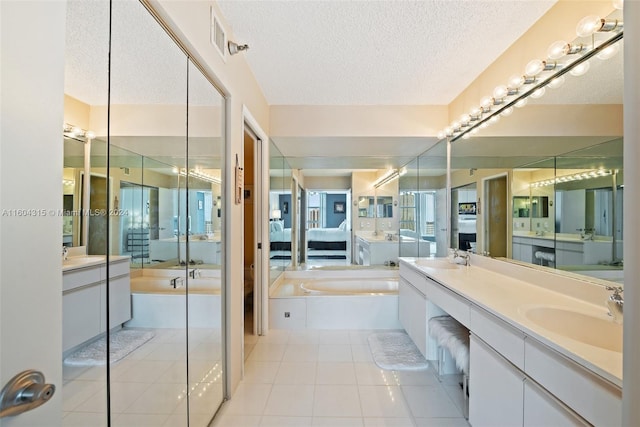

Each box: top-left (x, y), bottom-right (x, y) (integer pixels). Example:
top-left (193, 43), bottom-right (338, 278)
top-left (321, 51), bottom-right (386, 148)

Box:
top-left (64, 329), bottom-right (155, 366)
top-left (368, 331), bottom-right (429, 371)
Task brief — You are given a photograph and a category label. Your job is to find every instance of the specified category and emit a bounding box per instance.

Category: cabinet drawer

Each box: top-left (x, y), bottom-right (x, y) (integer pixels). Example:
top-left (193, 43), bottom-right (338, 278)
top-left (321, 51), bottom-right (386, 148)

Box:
top-left (63, 266), bottom-right (101, 292)
top-left (524, 338), bottom-right (621, 427)
top-left (470, 305), bottom-right (525, 369)
top-left (106, 260), bottom-right (130, 279)
top-left (399, 266), bottom-right (427, 295)
top-left (424, 278), bottom-right (470, 327)
top-left (524, 378), bottom-right (588, 426)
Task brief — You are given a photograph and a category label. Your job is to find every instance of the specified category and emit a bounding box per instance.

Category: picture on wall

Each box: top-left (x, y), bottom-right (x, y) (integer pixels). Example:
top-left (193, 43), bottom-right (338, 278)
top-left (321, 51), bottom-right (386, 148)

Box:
top-left (334, 201), bottom-right (345, 214)
top-left (282, 201), bottom-right (289, 214)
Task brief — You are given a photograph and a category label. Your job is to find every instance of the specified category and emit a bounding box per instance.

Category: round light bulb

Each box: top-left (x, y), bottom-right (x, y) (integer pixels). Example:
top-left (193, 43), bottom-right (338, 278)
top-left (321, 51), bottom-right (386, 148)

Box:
top-left (460, 114), bottom-right (471, 126)
top-left (452, 121), bottom-right (461, 131)
top-left (479, 122), bottom-right (489, 129)
top-left (445, 127), bottom-right (453, 136)
top-left (470, 127), bottom-right (479, 135)
top-left (576, 15), bottom-right (603, 37)
top-left (489, 115), bottom-right (500, 124)
top-left (85, 130), bottom-right (96, 139)
top-left (508, 75), bottom-right (525, 89)
top-left (500, 106), bottom-right (514, 117)
top-left (462, 133), bottom-right (471, 140)
top-left (437, 131), bottom-right (446, 140)
top-left (493, 85), bottom-right (508, 100)
top-left (515, 98), bottom-right (528, 108)
top-left (547, 75), bottom-right (565, 89)
top-left (547, 41), bottom-right (569, 60)
top-left (525, 59), bottom-right (545, 77)
top-left (469, 106), bottom-right (482, 118)
top-left (569, 61), bottom-right (590, 76)
top-left (530, 87), bottom-right (546, 99)
top-left (480, 96), bottom-right (494, 110)
top-left (596, 43), bottom-right (620, 60)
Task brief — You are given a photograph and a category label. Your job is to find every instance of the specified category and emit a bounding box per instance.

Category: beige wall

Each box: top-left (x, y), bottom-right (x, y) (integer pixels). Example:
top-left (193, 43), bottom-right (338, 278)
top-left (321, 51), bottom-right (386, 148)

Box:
top-left (271, 105), bottom-right (448, 137)
top-left (449, 0), bottom-right (616, 120)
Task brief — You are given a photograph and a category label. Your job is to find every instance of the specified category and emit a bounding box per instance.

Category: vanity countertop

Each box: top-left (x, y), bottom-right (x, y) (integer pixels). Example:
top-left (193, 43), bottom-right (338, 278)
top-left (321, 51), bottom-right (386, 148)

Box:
top-left (512, 231), bottom-right (616, 243)
top-left (354, 232), bottom-right (397, 243)
top-left (62, 255), bottom-right (130, 272)
top-left (399, 256), bottom-right (622, 388)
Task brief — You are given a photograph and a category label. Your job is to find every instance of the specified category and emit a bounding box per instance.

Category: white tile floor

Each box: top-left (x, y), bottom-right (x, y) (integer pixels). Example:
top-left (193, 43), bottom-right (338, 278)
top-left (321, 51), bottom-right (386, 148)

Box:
top-left (213, 329), bottom-right (470, 427)
top-left (62, 328), bottom-right (223, 427)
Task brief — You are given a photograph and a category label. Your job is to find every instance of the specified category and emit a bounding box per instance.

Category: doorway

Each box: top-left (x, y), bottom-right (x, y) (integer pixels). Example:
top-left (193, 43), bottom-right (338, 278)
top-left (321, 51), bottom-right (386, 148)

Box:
top-left (484, 175), bottom-right (508, 257)
top-left (242, 122), bottom-right (267, 359)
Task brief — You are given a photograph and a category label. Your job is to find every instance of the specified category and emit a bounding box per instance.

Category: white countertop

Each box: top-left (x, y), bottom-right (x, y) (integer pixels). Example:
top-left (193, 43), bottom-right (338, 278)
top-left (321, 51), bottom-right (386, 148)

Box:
top-left (399, 256), bottom-right (622, 388)
top-left (62, 255), bottom-right (130, 272)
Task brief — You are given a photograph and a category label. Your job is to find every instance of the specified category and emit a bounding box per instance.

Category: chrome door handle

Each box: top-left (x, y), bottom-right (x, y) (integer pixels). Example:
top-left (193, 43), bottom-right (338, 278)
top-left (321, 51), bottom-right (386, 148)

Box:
top-left (0, 370), bottom-right (55, 418)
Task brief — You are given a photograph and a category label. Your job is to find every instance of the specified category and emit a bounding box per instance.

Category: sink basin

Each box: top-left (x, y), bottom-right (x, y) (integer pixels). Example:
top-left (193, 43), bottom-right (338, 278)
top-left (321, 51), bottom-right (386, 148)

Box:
top-left (522, 306), bottom-right (622, 353)
top-left (63, 255), bottom-right (106, 266)
top-left (414, 258), bottom-right (461, 270)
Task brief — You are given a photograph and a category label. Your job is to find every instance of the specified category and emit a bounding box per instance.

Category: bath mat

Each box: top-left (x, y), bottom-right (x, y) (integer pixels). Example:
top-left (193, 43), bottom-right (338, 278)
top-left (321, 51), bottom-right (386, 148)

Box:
top-left (64, 330), bottom-right (155, 366)
top-left (368, 331), bottom-right (429, 371)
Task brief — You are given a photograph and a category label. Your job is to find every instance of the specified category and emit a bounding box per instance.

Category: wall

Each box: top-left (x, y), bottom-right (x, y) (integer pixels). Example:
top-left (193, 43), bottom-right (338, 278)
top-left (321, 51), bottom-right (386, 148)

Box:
top-left (325, 194), bottom-right (347, 228)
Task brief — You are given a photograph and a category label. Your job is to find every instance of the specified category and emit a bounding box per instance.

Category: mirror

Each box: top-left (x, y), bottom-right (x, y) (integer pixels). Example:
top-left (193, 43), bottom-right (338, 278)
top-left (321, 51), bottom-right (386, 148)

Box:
top-left (399, 139), bottom-right (447, 258)
top-left (376, 195), bottom-right (393, 218)
top-left (269, 140), bottom-right (292, 281)
top-left (358, 196), bottom-right (375, 218)
top-left (63, 137), bottom-right (85, 247)
top-left (63, 0), bottom-right (225, 424)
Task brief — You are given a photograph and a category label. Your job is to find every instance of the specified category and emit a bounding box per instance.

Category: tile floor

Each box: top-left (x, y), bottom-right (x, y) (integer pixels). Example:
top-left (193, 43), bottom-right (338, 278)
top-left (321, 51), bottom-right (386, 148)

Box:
top-left (213, 329), bottom-right (470, 427)
top-left (62, 328), bottom-right (223, 427)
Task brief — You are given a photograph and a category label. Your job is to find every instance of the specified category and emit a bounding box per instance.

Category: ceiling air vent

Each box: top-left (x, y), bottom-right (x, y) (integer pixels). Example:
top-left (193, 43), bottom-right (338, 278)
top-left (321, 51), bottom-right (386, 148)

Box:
top-left (210, 8), bottom-right (226, 61)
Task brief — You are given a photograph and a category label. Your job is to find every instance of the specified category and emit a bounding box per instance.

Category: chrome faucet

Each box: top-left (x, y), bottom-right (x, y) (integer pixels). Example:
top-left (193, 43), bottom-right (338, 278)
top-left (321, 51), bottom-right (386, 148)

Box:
top-left (606, 285), bottom-right (623, 323)
top-left (189, 268), bottom-right (201, 279)
top-left (62, 246), bottom-right (68, 261)
top-left (170, 277), bottom-right (184, 289)
top-left (453, 249), bottom-right (471, 266)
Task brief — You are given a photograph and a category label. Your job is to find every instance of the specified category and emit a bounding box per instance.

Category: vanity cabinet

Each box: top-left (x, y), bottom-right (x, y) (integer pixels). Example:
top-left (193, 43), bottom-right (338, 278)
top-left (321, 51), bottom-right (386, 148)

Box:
top-left (469, 335), bottom-right (525, 427)
top-left (399, 261), bottom-right (620, 426)
top-left (354, 236), bottom-right (399, 265)
top-left (63, 258), bottom-right (131, 353)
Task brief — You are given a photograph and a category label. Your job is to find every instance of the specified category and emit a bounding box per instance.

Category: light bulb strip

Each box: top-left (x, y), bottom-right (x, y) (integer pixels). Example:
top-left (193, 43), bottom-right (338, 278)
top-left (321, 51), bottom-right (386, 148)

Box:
top-left (178, 168), bottom-right (222, 184)
top-left (529, 169), bottom-right (612, 188)
top-left (373, 169), bottom-right (400, 188)
top-left (446, 30), bottom-right (622, 143)
top-left (63, 123), bottom-right (95, 141)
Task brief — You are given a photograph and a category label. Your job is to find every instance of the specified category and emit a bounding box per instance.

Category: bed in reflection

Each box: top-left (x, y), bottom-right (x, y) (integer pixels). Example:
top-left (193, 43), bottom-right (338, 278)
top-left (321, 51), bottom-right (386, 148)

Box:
top-left (306, 221), bottom-right (349, 259)
top-left (270, 221), bottom-right (292, 259)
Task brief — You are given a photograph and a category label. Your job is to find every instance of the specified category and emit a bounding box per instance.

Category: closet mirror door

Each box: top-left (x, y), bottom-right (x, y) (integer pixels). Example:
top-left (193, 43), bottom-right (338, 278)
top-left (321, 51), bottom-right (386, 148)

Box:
top-left (185, 60), bottom-right (225, 424)
top-left (109, 0), bottom-right (188, 424)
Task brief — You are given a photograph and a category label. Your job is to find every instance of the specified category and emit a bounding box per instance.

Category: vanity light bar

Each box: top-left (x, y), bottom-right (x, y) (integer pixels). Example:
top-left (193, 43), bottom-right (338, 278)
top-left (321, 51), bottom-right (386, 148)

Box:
top-left (63, 123), bottom-right (95, 140)
top-left (435, 6), bottom-right (623, 144)
top-left (177, 168), bottom-right (221, 184)
top-left (529, 169), bottom-right (612, 188)
top-left (373, 167), bottom-right (407, 189)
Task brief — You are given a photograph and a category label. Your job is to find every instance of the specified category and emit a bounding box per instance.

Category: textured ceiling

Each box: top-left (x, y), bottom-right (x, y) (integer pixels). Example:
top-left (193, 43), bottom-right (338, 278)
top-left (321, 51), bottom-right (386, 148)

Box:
top-left (217, 0), bottom-right (556, 105)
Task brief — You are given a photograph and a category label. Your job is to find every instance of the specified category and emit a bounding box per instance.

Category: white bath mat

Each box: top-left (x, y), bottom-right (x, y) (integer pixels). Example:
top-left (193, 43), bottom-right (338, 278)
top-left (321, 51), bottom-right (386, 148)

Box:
top-left (368, 331), bottom-right (429, 371)
top-left (64, 329), bottom-right (155, 366)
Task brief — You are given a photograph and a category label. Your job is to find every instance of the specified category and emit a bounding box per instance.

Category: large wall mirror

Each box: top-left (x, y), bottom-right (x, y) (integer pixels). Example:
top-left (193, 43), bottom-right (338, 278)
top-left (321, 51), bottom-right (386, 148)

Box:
top-left (63, 0), bottom-right (225, 424)
top-left (450, 32), bottom-right (623, 285)
top-left (269, 140), bottom-right (292, 282)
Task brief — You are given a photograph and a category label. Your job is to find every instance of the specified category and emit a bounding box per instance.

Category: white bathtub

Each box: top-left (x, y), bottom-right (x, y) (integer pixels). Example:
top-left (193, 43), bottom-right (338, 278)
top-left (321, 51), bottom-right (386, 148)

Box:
top-left (270, 271), bottom-right (401, 330)
top-left (126, 273), bottom-right (222, 329)
top-left (299, 278), bottom-right (398, 295)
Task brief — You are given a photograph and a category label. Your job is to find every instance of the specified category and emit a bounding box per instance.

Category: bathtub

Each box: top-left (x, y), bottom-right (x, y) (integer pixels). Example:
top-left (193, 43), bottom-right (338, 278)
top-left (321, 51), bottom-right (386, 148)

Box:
top-left (299, 278), bottom-right (397, 295)
top-left (125, 272), bottom-right (222, 329)
top-left (270, 270), bottom-right (401, 330)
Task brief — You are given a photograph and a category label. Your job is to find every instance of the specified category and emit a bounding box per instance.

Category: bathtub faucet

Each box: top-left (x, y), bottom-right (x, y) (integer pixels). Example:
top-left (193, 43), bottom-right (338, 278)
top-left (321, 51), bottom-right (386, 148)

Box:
top-left (170, 277), bottom-right (184, 288)
top-left (189, 268), bottom-right (201, 279)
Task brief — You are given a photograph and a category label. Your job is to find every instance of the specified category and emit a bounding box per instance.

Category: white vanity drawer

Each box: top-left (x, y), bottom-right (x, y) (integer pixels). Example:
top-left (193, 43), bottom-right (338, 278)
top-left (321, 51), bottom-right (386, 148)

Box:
top-left (524, 338), bottom-right (621, 427)
top-left (107, 259), bottom-right (130, 278)
top-left (470, 305), bottom-right (525, 369)
top-left (424, 277), bottom-right (470, 327)
top-left (63, 266), bottom-right (101, 292)
top-left (399, 266), bottom-right (427, 295)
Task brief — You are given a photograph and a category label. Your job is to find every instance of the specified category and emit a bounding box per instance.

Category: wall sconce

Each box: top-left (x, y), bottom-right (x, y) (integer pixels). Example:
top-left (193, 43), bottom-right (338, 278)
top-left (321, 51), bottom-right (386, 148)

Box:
top-left (228, 40), bottom-right (249, 55)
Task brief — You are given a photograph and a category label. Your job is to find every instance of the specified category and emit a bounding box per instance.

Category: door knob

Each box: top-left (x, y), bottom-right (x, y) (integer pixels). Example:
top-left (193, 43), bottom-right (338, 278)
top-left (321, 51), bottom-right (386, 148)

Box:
top-left (0, 370), bottom-right (55, 418)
